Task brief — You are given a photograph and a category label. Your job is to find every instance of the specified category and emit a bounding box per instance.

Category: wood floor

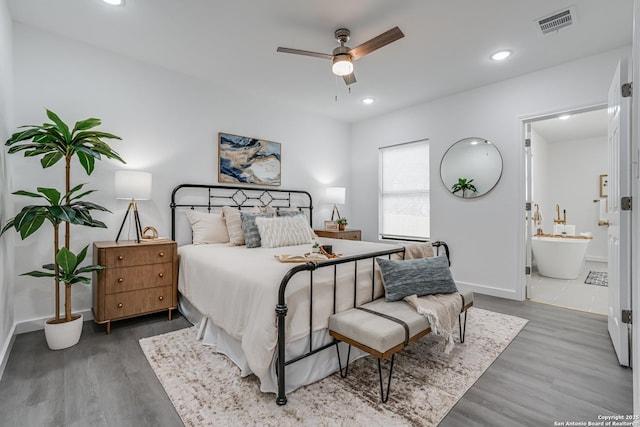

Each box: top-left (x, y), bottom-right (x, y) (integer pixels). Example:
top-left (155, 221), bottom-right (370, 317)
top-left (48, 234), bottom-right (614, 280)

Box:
top-left (0, 295), bottom-right (632, 426)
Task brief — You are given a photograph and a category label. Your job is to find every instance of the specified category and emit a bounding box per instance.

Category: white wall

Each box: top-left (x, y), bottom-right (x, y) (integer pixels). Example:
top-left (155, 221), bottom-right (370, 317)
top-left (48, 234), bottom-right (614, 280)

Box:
top-left (532, 133), bottom-right (608, 261)
top-left (9, 23), bottom-right (350, 327)
top-left (0, 0), bottom-right (14, 377)
top-left (531, 128), bottom-right (551, 234)
top-left (351, 47), bottom-right (630, 300)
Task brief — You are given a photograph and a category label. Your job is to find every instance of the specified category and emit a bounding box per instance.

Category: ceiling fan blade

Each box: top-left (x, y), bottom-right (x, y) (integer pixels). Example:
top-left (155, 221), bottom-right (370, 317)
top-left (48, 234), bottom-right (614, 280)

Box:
top-left (276, 47), bottom-right (333, 60)
top-left (348, 26), bottom-right (404, 60)
top-left (343, 72), bottom-right (357, 86)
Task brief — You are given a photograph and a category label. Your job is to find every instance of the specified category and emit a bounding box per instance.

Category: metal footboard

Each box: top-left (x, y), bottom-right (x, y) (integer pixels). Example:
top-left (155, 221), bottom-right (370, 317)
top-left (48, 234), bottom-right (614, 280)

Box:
top-left (274, 246), bottom-right (406, 405)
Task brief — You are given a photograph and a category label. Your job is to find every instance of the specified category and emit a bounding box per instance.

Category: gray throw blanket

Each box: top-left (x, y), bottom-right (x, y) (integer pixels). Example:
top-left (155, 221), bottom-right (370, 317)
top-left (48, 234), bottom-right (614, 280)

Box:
top-left (404, 293), bottom-right (462, 354)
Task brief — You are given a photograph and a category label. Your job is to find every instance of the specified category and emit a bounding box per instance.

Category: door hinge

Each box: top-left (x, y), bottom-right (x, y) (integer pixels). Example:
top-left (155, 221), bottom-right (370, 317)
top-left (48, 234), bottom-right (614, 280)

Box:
top-left (525, 138), bottom-right (531, 148)
top-left (621, 196), bottom-right (632, 211)
top-left (525, 266), bottom-right (531, 275)
top-left (622, 82), bottom-right (632, 98)
top-left (622, 309), bottom-right (632, 324)
top-left (525, 202), bottom-right (532, 211)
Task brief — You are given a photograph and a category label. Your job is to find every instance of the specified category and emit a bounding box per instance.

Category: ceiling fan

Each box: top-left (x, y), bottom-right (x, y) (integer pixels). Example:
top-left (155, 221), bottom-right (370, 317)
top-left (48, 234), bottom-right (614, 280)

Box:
top-left (277, 26), bottom-right (404, 86)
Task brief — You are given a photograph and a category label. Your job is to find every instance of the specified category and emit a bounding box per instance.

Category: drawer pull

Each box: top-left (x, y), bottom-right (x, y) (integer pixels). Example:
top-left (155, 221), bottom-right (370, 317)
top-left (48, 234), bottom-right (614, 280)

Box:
top-left (158, 296), bottom-right (164, 301)
top-left (159, 252), bottom-right (165, 257)
top-left (158, 273), bottom-right (164, 278)
top-left (117, 303), bottom-right (123, 308)
top-left (118, 278), bottom-right (123, 283)
top-left (117, 256), bottom-right (123, 260)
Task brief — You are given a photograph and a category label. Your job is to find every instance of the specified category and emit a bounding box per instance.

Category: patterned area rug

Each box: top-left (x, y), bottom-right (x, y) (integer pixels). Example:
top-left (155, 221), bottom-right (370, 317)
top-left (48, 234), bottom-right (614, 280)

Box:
top-left (585, 271), bottom-right (608, 287)
top-left (140, 308), bottom-right (527, 427)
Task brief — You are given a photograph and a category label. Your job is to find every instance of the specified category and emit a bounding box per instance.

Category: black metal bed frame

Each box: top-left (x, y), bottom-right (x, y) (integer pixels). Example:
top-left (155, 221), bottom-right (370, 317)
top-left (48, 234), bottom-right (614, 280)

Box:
top-left (170, 184), bottom-right (443, 405)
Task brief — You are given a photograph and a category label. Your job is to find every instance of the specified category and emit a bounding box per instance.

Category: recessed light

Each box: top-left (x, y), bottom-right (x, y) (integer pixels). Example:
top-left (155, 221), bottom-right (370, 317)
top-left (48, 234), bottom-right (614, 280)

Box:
top-left (103, 0), bottom-right (124, 5)
top-left (361, 97), bottom-right (375, 105)
top-left (558, 114), bottom-right (571, 120)
top-left (490, 50), bottom-right (513, 61)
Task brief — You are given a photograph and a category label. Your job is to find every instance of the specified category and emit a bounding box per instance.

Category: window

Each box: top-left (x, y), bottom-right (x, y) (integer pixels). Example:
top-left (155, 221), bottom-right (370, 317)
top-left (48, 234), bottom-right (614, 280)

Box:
top-left (379, 139), bottom-right (430, 241)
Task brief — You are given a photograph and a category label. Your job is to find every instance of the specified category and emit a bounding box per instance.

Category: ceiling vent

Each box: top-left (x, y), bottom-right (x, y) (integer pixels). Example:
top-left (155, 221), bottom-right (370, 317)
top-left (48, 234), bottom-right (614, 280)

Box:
top-left (535, 6), bottom-right (577, 35)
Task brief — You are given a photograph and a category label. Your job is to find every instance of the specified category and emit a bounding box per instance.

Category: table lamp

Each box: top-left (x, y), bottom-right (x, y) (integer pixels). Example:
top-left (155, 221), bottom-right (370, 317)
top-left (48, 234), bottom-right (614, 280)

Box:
top-left (114, 170), bottom-right (152, 243)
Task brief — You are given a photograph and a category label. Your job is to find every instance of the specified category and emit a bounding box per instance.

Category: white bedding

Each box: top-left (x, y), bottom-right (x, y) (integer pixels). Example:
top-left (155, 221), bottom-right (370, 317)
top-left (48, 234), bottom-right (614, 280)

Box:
top-left (178, 238), bottom-right (399, 388)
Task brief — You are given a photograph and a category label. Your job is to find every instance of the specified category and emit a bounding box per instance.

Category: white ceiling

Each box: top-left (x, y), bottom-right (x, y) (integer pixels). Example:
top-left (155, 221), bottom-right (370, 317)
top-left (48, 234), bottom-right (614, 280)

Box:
top-left (8, 0), bottom-right (633, 123)
top-left (532, 108), bottom-right (608, 144)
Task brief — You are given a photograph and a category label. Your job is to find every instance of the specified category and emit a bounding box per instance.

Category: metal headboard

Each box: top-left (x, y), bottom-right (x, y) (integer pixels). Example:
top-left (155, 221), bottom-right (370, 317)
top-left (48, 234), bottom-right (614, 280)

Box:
top-left (170, 184), bottom-right (313, 241)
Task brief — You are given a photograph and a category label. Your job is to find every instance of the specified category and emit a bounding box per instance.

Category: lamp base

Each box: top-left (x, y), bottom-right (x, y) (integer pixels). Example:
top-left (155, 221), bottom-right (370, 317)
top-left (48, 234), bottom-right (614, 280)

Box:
top-left (330, 204), bottom-right (341, 221)
top-left (115, 199), bottom-right (143, 243)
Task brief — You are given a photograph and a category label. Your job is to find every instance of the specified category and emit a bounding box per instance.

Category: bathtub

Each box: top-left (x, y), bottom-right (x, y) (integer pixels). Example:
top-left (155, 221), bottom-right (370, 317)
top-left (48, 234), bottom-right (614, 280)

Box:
top-left (531, 235), bottom-right (592, 280)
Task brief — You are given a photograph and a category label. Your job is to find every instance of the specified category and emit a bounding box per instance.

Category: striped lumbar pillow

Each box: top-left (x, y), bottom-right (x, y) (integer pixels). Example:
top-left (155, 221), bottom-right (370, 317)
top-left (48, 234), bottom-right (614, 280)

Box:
top-left (255, 215), bottom-right (315, 248)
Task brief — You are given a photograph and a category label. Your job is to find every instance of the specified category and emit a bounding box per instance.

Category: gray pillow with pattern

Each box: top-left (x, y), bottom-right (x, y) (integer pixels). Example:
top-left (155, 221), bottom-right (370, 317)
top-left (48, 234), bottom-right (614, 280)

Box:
top-left (377, 254), bottom-right (457, 302)
top-left (240, 212), bottom-right (273, 248)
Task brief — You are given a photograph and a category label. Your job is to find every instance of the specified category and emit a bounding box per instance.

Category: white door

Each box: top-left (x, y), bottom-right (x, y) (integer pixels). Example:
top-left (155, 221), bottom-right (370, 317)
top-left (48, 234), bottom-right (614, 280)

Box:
top-left (607, 59), bottom-right (632, 367)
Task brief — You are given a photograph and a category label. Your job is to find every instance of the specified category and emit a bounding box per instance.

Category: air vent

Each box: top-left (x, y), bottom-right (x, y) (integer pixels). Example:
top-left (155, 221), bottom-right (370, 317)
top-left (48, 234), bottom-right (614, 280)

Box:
top-left (535, 6), bottom-right (577, 35)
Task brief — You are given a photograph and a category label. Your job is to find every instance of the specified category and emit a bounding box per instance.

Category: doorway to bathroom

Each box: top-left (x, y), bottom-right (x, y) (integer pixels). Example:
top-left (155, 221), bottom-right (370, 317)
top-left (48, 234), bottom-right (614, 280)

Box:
top-left (525, 106), bottom-right (609, 315)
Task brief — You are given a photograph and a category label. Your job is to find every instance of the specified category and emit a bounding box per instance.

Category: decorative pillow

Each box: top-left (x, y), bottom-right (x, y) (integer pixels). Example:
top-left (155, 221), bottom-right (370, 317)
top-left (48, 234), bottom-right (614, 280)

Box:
top-left (277, 209), bottom-right (304, 217)
top-left (252, 205), bottom-right (277, 215)
top-left (240, 212), bottom-right (274, 248)
top-left (221, 206), bottom-right (245, 246)
top-left (255, 215), bottom-right (315, 248)
top-left (185, 210), bottom-right (229, 244)
top-left (377, 254), bottom-right (457, 302)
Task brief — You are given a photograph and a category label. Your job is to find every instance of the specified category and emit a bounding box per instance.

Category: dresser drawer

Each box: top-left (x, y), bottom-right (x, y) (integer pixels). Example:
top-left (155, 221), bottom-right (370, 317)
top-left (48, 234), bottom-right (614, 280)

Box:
top-left (105, 286), bottom-right (173, 320)
top-left (338, 231), bottom-right (361, 240)
top-left (104, 244), bottom-right (173, 267)
top-left (104, 263), bottom-right (173, 294)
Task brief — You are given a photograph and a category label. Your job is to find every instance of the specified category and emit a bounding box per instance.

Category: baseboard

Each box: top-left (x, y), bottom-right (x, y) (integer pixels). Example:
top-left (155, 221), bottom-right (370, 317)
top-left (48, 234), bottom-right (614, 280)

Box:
top-left (585, 256), bottom-right (607, 263)
top-left (14, 308), bottom-right (94, 335)
top-left (456, 281), bottom-right (520, 301)
top-left (0, 323), bottom-right (16, 382)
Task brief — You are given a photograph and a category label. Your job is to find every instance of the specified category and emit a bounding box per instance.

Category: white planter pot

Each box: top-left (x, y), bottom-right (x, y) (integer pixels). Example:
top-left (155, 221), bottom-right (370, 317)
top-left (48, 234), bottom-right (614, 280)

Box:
top-left (44, 314), bottom-right (83, 350)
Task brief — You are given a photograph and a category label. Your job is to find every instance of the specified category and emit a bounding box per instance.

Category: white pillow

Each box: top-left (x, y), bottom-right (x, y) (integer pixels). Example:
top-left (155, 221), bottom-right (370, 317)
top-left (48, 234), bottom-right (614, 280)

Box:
top-left (185, 210), bottom-right (229, 244)
top-left (221, 206), bottom-right (245, 246)
top-left (255, 215), bottom-right (315, 248)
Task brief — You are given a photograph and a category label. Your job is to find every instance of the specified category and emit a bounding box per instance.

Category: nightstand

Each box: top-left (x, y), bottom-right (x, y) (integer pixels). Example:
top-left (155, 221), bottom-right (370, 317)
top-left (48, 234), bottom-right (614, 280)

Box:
top-left (314, 229), bottom-right (362, 241)
top-left (92, 240), bottom-right (178, 334)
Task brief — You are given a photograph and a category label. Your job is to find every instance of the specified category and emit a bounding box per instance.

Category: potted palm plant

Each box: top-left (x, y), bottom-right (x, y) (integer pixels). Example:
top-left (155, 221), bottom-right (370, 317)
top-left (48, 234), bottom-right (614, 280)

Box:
top-left (451, 178), bottom-right (477, 198)
top-left (1, 109), bottom-right (124, 349)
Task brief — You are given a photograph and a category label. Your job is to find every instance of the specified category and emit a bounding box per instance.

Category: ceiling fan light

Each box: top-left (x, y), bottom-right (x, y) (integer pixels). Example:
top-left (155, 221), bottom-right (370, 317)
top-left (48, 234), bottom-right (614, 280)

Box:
top-left (332, 55), bottom-right (353, 76)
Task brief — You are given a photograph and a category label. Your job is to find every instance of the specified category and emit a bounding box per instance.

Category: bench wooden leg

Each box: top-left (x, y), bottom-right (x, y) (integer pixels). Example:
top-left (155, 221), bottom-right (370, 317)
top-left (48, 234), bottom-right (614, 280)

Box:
top-left (335, 343), bottom-right (352, 378)
top-left (377, 354), bottom-right (396, 403)
top-left (459, 310), bottom-right (468, 343)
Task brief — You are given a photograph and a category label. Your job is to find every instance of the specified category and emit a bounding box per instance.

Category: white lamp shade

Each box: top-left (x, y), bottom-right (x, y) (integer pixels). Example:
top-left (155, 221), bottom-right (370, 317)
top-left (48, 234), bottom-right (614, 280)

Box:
top-left (326, 187), bottom-right (346, 205)
top-left (331, 55), bottom-right (353, 76)
top-left (114, 170), bottom-right (152, 200)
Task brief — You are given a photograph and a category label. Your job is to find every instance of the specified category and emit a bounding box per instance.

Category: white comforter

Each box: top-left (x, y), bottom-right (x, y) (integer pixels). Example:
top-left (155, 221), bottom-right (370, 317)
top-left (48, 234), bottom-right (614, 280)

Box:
top-left (178, 238), bottom-right (398, 384)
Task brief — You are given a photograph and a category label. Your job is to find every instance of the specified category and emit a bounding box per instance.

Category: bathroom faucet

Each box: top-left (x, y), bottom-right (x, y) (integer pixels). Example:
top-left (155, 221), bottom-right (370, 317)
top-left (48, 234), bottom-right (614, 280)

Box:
top-left (554, 204), bottom-right (566, 225)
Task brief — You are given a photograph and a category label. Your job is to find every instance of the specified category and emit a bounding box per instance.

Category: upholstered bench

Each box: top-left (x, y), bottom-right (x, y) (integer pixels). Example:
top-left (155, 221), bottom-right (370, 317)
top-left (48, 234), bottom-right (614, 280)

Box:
top-left (328, 290), bottom-right (473, 403)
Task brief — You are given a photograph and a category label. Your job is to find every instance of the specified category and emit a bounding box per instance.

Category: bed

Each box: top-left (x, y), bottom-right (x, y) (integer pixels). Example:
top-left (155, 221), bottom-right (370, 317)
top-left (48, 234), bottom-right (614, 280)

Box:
top-left (171, 184), bottom-right (406, 405)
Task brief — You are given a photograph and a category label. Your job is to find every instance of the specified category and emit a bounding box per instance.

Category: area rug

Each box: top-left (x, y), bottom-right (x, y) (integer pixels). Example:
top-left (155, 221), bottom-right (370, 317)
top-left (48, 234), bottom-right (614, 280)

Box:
top-left (139, 308), bottom-right (527, 427)
top-left (585, 271), bottom-right (608, 286)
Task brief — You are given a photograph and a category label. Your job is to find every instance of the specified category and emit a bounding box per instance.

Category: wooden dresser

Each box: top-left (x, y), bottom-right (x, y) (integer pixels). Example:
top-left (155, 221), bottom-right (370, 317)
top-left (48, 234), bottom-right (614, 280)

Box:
top-left (314, 229), bottom-right (362, 241)
top-left (92, 240), bottom-right (178, 334)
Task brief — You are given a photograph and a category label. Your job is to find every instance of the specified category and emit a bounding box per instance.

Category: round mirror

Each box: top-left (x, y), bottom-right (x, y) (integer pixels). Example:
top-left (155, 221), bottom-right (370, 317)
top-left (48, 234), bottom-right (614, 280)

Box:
top-left (440, 137), bottom-right (503, 198)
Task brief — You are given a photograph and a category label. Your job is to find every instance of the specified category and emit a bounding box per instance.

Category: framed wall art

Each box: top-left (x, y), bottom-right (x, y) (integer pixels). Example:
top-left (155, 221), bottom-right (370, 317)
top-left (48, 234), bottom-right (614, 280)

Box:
top-left (218, 132), bottom-right (281, 186)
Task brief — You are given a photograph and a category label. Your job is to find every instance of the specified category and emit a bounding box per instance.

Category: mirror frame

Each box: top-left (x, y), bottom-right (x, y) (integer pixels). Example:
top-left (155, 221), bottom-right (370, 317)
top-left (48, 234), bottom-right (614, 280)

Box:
top-left (440, 137), bottom-right (503, 199)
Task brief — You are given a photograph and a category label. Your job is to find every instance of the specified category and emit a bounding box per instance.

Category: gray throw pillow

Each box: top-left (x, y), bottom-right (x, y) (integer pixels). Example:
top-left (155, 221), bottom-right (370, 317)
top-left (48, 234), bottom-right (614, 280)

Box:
top-left (277, 209), bottom-right (304, 217)
top-left (240, 212), bottom-right (273, 248)
top-left (377, 254), bottom-right (458, 302)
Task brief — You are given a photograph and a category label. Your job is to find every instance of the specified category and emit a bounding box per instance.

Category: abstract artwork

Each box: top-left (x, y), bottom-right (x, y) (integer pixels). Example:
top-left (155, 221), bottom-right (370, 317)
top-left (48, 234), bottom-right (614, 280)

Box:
top-left (218, 132), bottom-right (281, 186)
